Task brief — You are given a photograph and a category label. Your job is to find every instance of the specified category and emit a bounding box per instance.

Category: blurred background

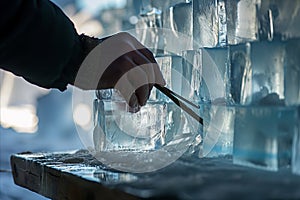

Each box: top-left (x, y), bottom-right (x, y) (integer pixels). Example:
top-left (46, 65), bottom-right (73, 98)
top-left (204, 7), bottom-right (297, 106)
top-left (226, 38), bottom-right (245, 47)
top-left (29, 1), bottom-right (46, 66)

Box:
top-left (0, 0), bottom-right (141, 199)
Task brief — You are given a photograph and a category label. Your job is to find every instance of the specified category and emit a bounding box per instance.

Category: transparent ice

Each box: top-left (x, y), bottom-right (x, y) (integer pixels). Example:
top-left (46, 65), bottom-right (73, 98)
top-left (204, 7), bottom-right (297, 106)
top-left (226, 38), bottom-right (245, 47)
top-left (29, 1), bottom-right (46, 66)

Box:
top-left (292, 106), bottom-right (300, 175)
top-left (233, 105), bottom-right (298, 171)
top-left (226, 0), bottom-right (259, 45)
top-left (231, 38), bottom-right (300, 106)
top-left (229, 43), bottom-right (251, 104)
top-left (136, 6), bottom-right (164, 56)
top-left (230, 40), bottom-right (286, 106)
top-left (193, 0), bottom-right (219, 47)
top-left (284, 39), bottom-right (300, 106)
top-left (200, 47), bottom-right (229, 102)
top-left (181, 48), bottom-right (233, 157)
top-left (230, 38), bottom-right (300, 170)
top-left (93, 54), bottom-right (200, 154)
top-left (200, 101), bottom-right (235, 158)
top-left (259, 0), bottom-right (300, 40)
top-left (152, 55), bottom-right (183, 101)
top-left (163, 2), bottom-right (193, 52)
top-left (181, 50), bottom-right (202, 101)
top-left (141, 0), bottom-right (188, 13)
top-left (93, 99), bottom-right (166, 152)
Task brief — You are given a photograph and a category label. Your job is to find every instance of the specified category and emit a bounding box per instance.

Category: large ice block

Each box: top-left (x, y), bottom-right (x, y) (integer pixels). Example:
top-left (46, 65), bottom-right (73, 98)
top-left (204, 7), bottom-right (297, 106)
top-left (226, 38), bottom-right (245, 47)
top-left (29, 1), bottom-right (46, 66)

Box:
top-left (230, 38), bottom-right (300, 171)
top-left (136, 7), bottom-right (164, 56)
top-left (181, 50), bottom-right (202, 101)
top-left (141, 0), bottom-right (188, 13)
top-left (93, 98), bottom-right (166, 152)
top-left (292, 106), bottom-right (300, 175)
top-left (259, 0), bottom-right (300, 40)
top-left (93, 95), bottom-right (200, 153)
top-left (226, 0), bottom-right (259, 45)
top-left (153, 55), bottom-right (183, 100)
top-left (137, 0), bottom-right (192, 55)
top-left (193, 0), bottom-right (219, 47)
top-left (163, 2), bottom-right (193, 52)
top-left (233, 106), bottom-right (298, 171)
top-left (284, 39), bottom-right (300, 106)
top-left (180, 48), bottom-right (234, 158)
top-left (229, 43), bottom-right (251, 104)
top-left (229, 38), bottom-right (300, 106)
top-left (200, 47), bottom-right (229, 102)
top-left (193, 0), bottom-right (259, 47)
top-left (200, 103), bottom-right (235, 157)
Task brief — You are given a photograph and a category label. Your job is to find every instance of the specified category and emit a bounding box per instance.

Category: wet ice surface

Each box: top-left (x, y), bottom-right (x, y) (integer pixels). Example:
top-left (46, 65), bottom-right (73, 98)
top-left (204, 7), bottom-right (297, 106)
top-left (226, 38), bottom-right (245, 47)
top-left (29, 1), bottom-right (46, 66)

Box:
top-left (12, 150), bottom-right (300, 200)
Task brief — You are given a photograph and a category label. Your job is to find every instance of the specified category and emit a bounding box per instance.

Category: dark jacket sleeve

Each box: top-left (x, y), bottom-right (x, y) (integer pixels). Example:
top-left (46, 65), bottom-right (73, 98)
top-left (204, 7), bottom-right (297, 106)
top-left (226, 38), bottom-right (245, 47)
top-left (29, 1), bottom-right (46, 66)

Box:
top-left (0, 0), bottom-right (87, 91)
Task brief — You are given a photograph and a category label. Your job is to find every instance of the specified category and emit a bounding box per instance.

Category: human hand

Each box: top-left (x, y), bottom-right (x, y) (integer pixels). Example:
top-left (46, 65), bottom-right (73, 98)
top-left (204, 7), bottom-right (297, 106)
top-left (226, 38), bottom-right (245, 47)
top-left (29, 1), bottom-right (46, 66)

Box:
top-left (74, 32), bottom-right (165, 111)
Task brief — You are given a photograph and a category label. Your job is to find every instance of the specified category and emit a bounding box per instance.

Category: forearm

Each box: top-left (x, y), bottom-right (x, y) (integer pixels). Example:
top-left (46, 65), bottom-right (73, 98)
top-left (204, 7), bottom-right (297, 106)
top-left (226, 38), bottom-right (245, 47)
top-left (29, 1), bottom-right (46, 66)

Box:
top-left (0, 0), bottom-right (99, 91)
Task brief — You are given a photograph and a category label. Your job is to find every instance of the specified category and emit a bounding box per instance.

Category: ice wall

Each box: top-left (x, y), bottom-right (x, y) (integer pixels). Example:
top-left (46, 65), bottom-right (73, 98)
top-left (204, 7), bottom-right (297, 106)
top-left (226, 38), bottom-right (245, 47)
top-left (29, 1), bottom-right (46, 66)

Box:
top-left (94, 0), bottom-right (300, 174)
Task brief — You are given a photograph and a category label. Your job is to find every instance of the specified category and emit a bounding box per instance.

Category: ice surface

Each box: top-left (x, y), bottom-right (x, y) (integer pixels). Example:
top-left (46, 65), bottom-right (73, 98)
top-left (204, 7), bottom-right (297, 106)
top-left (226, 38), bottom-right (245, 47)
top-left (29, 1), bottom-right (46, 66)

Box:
top-left (292, 107), bottom-right (300, 175)
top-left (93, 52), bottom-right (202, 154)
top-left (136, 7), bottom-right (164, 56)
top-left (182, 50), bottom-right (202, 101)
top-left (200, 102), bottom-right (235, 157)
top-left (193, 0), bottom-right (259, 47)
top-left (284, 39), bottom-right (300, 106)
top-left (163, 2), bottom-right (193, 52)
top-left (193, 0), bottom-right (219, 47)
top-left (151, 0), bottom-right (188, 12)
top-left (250, 40), bottom-right (285, 102)
top-left (192, 0), bottom-right (300, 47)
top-left (93, 99), bottom-right (166, 152)
top-left (230, 39), bottom-right (300, 106)
top-left (200, 47), bottom-right (229, 102)
top-left (229, 43), bottom-right (251, 104)
top-left (93, 99), bottom-right (198, 154)
top-left (233, 106), bottom-right (298, 171)
top-left (226, 0), bottom-right (259, 45)
top-left (153, 55), bottom-right (183, 101)
top-left (259, 0), bottom-right (300, 40)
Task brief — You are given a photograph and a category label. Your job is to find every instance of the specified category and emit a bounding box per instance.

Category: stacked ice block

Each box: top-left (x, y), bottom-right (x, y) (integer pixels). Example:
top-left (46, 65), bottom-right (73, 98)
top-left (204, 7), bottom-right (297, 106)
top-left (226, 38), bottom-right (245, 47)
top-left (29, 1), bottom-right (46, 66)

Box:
top-left (93, 55), bottom-right (200, 154)
top-left (230, 38), bottom-right (300, 171)
top-left (94, 0), bottom-right (300, 173)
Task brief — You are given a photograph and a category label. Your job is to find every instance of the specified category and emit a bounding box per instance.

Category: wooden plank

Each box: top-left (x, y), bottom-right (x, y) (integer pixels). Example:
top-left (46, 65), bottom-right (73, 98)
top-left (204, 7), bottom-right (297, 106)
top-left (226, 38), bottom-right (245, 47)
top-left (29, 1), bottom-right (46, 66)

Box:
top-left (10, 150), bottom-right (300, 200)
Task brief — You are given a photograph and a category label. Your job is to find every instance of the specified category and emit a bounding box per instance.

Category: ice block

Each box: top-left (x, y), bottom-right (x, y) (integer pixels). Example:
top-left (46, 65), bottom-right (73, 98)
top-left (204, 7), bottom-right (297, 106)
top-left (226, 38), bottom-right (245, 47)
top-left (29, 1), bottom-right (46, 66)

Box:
top-left (93, 98), bottom-right (166, 152)
top-left (136, 7), bottom-right (164, 56)
top-left (163, 2), bottom-right (193, 52)
top-left (193, 0), bottom-right (219, 47)
top-left (200, 47), bottom-right (229, 102)
top-left (229, 38), bottom-right (300, 106)
top-left (93, 54), bottom-right (200, 154)
top-left (292, 107), bottom-right (300, 175)
top-left (259, 0), bottom-right (300, 40)
top-left (230, 38), bottom-right (300, 170)
top-left (233, 105), bottom-right (298, 171)
top-left (226, 0), bottom-right (259, 45)
top-left (200, 103), bottom-right (235, 157)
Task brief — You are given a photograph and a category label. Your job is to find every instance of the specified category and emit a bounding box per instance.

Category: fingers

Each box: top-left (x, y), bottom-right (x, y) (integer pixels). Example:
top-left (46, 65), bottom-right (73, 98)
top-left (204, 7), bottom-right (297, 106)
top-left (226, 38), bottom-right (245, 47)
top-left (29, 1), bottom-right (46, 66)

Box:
top-left (114, 57), bottom-right (151, 111)
top-left (126, 64), bottom-right (150, 107)
top-left (136, 48), bottom-right (166, 86)
top-left (133, 49), bottom-right (166, 87)
top-left (96, 32), bottom-right (166, 111)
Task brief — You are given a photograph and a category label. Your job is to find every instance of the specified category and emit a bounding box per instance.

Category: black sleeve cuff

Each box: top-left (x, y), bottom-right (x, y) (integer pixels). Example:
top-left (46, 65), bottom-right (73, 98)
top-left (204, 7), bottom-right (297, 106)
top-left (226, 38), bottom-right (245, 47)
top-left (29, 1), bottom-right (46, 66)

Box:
top-left (51, 34), bottom-right (106, 91)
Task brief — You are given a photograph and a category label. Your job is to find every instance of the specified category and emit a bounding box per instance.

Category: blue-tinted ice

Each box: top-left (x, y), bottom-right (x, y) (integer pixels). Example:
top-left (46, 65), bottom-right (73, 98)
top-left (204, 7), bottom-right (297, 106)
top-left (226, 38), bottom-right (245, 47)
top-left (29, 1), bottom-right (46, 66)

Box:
top-left (233, 106), bottom-right (298, 171)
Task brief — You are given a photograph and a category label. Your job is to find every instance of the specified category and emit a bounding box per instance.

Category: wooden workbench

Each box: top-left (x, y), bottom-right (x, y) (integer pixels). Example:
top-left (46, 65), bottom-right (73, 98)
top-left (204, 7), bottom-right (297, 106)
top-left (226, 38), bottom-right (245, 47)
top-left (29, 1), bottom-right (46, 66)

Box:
top-left (10, 150), bottom-right (300, 199)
